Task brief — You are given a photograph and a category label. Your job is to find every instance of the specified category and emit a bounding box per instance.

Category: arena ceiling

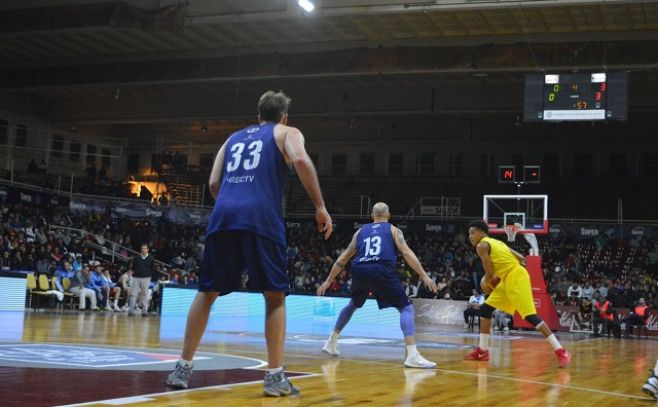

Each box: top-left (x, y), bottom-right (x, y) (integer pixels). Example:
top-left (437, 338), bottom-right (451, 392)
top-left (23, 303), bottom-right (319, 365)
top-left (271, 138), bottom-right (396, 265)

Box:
top-left (0, 0), bottom-right (656, 138)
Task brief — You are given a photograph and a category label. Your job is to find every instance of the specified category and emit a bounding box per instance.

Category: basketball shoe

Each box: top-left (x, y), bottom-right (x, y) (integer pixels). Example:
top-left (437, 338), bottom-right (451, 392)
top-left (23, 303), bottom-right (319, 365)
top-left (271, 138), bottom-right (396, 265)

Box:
top-left (263, 369), bottom-right (300, 397)
top-left (642, 371), bottom-right (658, 399)
top-left (464, 346), bottom-right (489, 361)
top-left (404, 352), bottom-right (436, 369)
top-left (322, 339), bottom-right (340, 357)
top-left (166, 361), bottom-right (193, 389)
top-left (555, 348), bottom-right (571, 368)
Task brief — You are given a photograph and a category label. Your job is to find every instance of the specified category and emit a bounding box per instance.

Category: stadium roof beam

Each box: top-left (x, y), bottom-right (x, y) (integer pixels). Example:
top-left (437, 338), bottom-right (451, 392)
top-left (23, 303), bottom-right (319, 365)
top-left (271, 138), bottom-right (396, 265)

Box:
top-left (0, 40), bottom-right (656, 91)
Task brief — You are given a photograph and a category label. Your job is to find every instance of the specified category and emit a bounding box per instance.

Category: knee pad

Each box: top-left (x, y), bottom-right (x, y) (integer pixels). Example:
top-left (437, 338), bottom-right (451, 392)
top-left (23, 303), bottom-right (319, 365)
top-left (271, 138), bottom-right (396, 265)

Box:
top-left (525, 314), bottom-right (543, 327)
top-left (479, 303), bottom-right (495, 319)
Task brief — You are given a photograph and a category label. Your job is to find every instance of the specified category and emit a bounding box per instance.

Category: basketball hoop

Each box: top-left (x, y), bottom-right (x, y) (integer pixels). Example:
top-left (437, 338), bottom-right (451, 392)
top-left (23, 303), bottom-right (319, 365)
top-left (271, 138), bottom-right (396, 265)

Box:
top-left (504, 223), bottom-right (521, 242)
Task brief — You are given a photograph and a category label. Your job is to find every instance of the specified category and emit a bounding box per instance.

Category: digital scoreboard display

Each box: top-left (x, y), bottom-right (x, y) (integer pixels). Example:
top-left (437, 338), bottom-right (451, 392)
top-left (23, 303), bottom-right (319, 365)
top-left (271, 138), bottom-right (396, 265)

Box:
top-left (523, 72), bottom-right (628, 122)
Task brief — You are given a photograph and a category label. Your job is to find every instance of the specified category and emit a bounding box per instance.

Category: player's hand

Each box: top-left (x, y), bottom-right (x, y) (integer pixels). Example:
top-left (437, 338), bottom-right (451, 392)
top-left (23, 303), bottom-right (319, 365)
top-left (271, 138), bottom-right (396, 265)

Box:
top-left (422, 276), bottom-right (438, 293)
top-left (317, 281), bottom-right (330, 296)
top-left (316, 206), bottom-right (333, 240)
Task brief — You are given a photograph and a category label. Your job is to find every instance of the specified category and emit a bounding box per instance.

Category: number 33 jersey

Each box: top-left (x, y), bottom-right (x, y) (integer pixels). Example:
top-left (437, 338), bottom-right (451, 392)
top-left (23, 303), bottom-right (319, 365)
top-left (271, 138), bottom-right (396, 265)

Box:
top-left (352, 222), bottom-right (397, 267)
top-left (206, 123), bottom-right (290, 246)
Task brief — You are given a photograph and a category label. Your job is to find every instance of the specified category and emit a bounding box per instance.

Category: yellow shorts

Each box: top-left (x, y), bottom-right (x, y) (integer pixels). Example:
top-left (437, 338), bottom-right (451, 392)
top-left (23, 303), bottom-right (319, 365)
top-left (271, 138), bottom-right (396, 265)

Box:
top-left (485, 267), bottom-right (537, 318)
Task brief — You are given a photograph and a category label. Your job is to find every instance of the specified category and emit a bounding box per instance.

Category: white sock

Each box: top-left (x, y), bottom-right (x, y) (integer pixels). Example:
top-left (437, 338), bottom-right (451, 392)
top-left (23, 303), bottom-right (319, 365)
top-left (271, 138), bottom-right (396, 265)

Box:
top-left (180, 358), bottom-right (193, 368)
top-left (653, 359), bottom-right (658, 374)
top-left (479, 334), bottom-right (490, 350)
top-left (329, 331), bottom-right (339, 342)
top-left (268, 366), bottom-right (284, 375)
top-left (546, 334), bottom-right (563, 351)
top-left (406, 344), bottom-right (418, 356)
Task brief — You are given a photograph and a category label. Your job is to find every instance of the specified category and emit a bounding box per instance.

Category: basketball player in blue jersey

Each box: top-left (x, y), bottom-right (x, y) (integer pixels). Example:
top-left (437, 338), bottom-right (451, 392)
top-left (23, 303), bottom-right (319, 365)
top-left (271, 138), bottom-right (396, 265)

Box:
top-left (166, 91), bottom-right (333, 397)
top-left (317, 202), bottom-right (438, 368)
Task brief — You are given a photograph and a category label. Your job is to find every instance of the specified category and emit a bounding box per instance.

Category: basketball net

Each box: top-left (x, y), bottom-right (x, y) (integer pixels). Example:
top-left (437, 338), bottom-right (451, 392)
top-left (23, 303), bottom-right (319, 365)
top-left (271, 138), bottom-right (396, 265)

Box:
top-left (503, 223), bottom-right (520, 242)
top-left (505, 223), bottom-right (540, 256)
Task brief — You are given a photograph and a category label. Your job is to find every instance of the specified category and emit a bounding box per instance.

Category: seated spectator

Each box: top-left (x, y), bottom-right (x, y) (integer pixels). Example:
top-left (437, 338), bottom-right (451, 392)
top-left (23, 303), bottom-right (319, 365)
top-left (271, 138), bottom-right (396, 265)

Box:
top-left (54, 261), bottom-right (74, 289)
top-left (593, 294), bottom-right (620, 338)
top-left (89, 266), bottom-right (112, 311)
top-left (567, 282), bottom-right (582, 303)
top-left (463, 289), bottom-right (484, 329)
top-left (66, 266), bottom-right (98, 310)
top-left (405, 277), bottom-right (420, 298)
top-left (576, 297), bottom-right (593, 330)
top-left (101, 268), bottom-right (122, 311)
top-left (581, 281), bottom-right (595, 300)
top-left (623, 297), bottom-right (649, 337)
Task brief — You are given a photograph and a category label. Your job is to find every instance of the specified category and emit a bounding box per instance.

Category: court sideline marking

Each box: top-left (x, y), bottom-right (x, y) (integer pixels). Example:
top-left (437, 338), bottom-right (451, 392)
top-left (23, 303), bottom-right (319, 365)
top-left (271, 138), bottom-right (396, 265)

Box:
top-left (227, 348), bottom-right (654, 402)
top-left (58, 372), bottom-right (321, 407)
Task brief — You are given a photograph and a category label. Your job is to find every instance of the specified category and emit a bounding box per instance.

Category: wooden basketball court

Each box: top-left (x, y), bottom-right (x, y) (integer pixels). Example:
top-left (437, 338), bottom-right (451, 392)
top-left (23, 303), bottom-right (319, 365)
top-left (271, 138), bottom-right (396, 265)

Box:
top-left (1, 311), bottom-right (654, 406)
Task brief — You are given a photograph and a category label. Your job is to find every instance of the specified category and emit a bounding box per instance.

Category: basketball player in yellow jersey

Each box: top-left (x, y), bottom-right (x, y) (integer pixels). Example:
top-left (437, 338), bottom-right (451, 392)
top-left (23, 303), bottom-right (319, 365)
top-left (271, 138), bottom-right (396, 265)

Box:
top-left (464, 220), bottom-right (571, 368)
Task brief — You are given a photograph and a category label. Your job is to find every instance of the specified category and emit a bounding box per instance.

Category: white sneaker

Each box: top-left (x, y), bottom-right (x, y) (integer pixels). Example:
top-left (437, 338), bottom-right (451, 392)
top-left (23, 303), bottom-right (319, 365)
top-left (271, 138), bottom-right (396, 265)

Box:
top-left (404, 353), bottom-right (436, 369)
top-left (104, 306), bottom-right (113, 311)
top-left (642, 374), bottom-right (658, 400)
top-left (322, 340), bottom-right (340, 357)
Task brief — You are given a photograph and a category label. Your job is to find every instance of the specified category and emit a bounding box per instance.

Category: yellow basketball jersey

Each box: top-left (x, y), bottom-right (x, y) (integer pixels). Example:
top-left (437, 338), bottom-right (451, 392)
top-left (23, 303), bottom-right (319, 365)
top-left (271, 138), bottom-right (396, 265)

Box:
top-left (481, 236), bottom-right (522, 279)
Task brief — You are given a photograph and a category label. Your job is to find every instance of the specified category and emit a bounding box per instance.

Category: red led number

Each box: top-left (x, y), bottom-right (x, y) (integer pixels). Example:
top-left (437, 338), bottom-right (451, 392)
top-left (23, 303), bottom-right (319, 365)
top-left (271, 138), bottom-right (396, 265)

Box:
top-left (600, 83), bottom-right (607, 92)
top-left (504, 170), bottom-right (514, 179)
top-left (595, 92), bottom-right (602, 101)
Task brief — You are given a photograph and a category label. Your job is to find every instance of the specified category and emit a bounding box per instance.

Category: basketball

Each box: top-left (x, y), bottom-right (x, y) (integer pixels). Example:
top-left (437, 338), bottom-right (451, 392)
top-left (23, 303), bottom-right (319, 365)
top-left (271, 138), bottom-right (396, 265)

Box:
top-left (480, 276), bottom-right (500, 295)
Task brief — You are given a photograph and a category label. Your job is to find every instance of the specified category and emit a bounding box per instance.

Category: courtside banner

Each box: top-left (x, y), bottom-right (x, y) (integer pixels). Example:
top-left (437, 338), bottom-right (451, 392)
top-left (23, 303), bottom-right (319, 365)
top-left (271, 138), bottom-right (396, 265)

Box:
top-left (411, 298), bottom-right (469, 326)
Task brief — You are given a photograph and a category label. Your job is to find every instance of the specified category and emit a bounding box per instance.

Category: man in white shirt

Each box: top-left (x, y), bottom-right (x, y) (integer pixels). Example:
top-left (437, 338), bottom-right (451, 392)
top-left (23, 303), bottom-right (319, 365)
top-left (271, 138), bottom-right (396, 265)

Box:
top-left (567, 283), bottom-right (582, 301)
top-left (464, 289), bottom-right (485, 329)
top-left (581, 282), bottom-right (595, 300)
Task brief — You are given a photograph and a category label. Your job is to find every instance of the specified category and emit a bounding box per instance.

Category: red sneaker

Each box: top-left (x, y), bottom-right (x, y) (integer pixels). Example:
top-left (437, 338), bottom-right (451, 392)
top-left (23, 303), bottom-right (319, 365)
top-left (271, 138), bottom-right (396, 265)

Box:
top-left (555, 348), bottom-right (571, 368)
top-left (464, 346), bottom-right (489, 361)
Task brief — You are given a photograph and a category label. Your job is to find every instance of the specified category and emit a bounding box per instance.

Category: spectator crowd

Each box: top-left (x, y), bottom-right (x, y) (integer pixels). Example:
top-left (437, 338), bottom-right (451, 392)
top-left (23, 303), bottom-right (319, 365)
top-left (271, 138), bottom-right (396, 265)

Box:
top-left (3, 198), bottom-right (658, 320)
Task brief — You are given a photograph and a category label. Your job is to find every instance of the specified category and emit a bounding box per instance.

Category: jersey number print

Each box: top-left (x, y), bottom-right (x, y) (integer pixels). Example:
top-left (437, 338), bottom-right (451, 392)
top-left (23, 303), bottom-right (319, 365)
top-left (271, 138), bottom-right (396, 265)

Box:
top-left (363, 236), bottom-right (382, 256)
top-left (226, 141), bottom-right (263, 172)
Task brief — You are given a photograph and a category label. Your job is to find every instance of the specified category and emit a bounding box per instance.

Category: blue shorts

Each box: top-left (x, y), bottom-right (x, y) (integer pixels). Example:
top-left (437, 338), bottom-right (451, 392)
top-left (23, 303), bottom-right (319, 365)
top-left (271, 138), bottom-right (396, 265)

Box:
top-left (199, 230), bottom-right (288, 295)
top-left (350, 262), bottom-right (409, 310)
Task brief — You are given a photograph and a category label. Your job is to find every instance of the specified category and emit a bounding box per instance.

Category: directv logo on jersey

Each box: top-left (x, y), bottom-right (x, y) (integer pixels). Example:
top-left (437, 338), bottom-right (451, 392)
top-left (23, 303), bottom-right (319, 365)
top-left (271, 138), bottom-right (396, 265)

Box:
top-left (226, 175), bottom-right (255, 184)
top-left (357, 255), bottom-right (380, 263)
top-left (247, 127), bottom-right (259, 134)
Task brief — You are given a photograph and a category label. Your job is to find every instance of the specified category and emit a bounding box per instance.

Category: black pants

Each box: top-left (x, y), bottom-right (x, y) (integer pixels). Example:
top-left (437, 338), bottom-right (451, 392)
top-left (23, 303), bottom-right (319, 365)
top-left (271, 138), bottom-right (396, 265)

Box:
top-left (595, 316), bottom-right (621, 337)
top-left (464, 307), bottom-right (479, 323)
top-left (623, 315), bottom-right (646, 335)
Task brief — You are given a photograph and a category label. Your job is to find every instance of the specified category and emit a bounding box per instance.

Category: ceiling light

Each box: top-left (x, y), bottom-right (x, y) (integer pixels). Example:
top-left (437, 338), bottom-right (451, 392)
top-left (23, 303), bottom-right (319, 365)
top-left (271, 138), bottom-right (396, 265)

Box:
top-left (297, 0), bottom-right (315, 12)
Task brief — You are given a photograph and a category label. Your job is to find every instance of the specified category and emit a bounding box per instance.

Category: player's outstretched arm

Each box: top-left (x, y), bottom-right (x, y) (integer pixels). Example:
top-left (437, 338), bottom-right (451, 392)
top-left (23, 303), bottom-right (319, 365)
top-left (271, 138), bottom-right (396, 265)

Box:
top-left (476, 242), bottom-right (496, 280)
top-left (392, 227), bottom-right (437, 294)
top-left (283, 127), bottom-right (332, 240)
top-left (317, 231), bottom-right (358, 296)
top-left (208, 140), bottom-right (228, 199)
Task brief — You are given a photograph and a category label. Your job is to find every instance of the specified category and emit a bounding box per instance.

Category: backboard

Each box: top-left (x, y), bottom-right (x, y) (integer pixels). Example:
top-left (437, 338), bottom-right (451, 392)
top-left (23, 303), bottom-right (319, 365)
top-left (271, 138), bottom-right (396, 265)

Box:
top-left (482, 194), bottom-right (548, 236)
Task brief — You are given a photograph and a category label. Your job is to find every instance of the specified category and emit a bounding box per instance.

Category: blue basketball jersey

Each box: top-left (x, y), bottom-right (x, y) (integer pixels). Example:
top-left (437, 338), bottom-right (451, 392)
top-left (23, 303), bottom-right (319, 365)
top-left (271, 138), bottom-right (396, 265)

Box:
top-left (352, 222), bottom-right (398, 267)
top-left (206, 123), bottom-right (290, 246)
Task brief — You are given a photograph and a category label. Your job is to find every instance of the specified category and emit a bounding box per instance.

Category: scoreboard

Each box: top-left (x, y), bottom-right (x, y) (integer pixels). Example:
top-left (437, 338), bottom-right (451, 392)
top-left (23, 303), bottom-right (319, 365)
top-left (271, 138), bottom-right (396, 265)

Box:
top-left (523, 72), bottom-right (628, 122)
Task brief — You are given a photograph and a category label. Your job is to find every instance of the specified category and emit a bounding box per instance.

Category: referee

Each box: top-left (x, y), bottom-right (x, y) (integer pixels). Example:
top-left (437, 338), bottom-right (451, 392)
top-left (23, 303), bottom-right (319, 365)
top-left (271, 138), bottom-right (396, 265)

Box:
top-left (129, 243), bottom-right (155, 316)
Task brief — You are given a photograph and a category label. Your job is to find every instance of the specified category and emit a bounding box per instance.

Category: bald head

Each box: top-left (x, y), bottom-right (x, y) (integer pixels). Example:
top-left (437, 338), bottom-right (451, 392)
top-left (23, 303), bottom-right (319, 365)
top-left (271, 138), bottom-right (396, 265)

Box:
top-left (371, 202), bottom-right (390, 221)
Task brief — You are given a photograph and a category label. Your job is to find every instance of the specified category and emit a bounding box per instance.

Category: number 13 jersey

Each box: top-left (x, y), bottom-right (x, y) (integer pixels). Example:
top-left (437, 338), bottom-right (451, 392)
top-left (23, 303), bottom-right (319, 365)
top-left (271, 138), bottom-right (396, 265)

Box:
top-left (352, 222), bottom-right (397, 267)
top-left (206, 123), bottom-right (290, 246)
